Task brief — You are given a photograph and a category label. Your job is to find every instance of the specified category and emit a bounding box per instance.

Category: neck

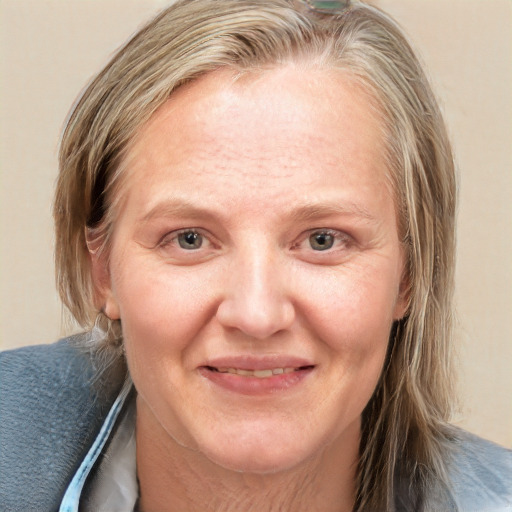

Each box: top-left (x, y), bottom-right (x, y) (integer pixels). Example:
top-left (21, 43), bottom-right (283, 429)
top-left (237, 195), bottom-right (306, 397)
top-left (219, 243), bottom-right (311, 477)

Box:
top-left (135, 398), bottom-right (358, 512)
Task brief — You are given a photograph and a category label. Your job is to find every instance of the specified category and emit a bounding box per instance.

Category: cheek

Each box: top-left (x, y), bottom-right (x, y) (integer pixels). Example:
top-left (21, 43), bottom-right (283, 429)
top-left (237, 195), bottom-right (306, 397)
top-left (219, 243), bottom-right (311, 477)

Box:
top-left (116, 269), bottom-right (214, 416)
top-left (296, 262), bottom-right (398, 396)
top-left (297, 263), bottom-right (399, 343)
top-left (112, 262), bottom-right (218, 355)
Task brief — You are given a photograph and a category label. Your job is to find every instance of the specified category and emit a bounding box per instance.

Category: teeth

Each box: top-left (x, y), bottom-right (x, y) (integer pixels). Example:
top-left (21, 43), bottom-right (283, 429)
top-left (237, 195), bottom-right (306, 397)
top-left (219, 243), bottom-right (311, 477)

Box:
top-left (253, 369), bottom-right (273, 378)
top-left (215, 367), bottom-right (297, 378)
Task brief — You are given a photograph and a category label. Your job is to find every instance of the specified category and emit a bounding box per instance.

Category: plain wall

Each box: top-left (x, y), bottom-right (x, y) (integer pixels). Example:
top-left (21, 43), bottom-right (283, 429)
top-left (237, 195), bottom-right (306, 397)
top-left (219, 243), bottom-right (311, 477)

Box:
top-left (1, 0), bottom-right (511, 448)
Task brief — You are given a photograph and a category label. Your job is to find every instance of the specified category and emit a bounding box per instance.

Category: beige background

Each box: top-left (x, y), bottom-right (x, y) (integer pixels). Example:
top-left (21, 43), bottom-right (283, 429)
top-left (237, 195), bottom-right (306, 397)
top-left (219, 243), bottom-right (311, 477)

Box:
top-left (1, 1), bottom-right (511, 447)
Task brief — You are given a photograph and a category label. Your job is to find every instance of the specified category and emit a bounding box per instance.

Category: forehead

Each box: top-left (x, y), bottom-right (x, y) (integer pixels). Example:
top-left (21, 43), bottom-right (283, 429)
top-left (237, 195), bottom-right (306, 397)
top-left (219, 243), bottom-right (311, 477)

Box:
top-left (144, 64), bottom-right (384, 138)
top-left (116, 65), bottom-right (392, 220)
top-left (130, 65), bottom-right (386, 159)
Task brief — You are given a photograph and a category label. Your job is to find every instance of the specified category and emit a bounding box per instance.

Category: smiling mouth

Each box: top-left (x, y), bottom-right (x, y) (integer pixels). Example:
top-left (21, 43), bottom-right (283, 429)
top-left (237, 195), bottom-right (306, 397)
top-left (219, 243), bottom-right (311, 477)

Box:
top-left (204, 366), bottom-right (314, 378)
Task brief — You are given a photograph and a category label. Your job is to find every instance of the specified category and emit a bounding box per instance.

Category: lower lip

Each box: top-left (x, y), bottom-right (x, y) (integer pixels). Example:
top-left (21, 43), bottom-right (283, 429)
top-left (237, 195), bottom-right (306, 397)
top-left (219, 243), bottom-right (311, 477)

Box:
top-left (198, 367), bottom-right (314, 395)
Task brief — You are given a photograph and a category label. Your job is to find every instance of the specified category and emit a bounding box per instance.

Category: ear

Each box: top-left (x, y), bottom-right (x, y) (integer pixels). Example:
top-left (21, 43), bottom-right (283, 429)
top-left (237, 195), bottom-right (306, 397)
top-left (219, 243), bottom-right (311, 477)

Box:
top-left (393, 255), bottom-right (411, 321)
top-left (393, 286), bottom-right (410, 321)
top-left (86, 233), bottom-right (120, 321)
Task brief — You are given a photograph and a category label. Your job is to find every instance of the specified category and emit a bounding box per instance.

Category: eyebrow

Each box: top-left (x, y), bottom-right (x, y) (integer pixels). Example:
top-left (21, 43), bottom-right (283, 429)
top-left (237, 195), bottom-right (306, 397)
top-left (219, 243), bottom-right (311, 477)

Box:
top-left (138, 198), bottom-right (380, 225)
top-left (138, 200), bottom-right (216, 224)
top-left (289, 203), bottom-right (379, 224)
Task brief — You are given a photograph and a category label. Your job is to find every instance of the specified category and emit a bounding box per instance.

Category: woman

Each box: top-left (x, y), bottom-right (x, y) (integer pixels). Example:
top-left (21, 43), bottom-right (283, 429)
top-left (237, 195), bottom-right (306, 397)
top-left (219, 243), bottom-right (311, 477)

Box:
top-left (1, 1), bottom-right (510, 511)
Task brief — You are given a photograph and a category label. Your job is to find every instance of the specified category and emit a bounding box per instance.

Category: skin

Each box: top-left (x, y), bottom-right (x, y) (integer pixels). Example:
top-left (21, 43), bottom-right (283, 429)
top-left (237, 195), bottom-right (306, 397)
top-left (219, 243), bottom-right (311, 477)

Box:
top-left (91, 65), bottom-right (408, 512)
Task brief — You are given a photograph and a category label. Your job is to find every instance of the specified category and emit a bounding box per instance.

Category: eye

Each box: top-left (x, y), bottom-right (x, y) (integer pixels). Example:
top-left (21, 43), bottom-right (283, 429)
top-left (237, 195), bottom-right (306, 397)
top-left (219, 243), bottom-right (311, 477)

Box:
top-left (177, 230), bottom-right (203, 250)
top-left (290, 228), bottom-right (355, 263)
top-left (158, 228), bottom-right (214, 255)
top-left (152, 226), bottom-right (219, 264)
top-left (309, 231), bottom-right (335, 251)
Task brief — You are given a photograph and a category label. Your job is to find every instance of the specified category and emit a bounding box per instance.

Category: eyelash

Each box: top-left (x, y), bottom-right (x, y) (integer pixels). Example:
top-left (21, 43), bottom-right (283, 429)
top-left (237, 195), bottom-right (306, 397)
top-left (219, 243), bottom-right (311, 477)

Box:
top-left (156, 227), bottom-right (353, 261)
top-left (293, 229), bottom-right (353, 252)
top-left (159, 228), bottom-right (212, 251)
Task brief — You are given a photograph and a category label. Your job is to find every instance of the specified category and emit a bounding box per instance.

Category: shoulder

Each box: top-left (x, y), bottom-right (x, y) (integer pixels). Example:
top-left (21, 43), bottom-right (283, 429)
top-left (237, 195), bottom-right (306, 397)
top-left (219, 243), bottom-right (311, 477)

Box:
top-left (446, 428), bottom-right (512, 511)
top-left (0, 335), bottom-right (126, 512)
top-left (1, 334), bottom-right (95, 380)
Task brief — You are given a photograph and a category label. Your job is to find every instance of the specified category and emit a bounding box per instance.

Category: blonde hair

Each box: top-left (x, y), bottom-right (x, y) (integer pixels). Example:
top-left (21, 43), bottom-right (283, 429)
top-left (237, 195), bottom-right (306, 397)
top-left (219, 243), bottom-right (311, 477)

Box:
top-left (54, 1), bottom-right (456, 509)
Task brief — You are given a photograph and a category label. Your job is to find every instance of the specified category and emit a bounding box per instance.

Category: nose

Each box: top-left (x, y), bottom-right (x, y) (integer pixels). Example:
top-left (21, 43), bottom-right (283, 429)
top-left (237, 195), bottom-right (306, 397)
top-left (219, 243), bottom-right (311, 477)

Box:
top-left (215, 245), bottom-right (295, 340)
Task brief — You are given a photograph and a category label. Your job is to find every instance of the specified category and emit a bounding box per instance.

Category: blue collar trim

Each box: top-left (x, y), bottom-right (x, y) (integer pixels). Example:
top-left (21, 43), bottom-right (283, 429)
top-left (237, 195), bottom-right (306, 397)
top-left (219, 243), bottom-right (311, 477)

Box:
top-left (59, 378), bottom-right (133, 512)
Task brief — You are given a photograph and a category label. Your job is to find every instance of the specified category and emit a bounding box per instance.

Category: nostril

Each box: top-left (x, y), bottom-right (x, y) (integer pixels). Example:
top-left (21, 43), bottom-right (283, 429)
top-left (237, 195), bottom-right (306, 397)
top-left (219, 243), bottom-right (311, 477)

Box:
top-left (215, 297), bottom-right (295, 340)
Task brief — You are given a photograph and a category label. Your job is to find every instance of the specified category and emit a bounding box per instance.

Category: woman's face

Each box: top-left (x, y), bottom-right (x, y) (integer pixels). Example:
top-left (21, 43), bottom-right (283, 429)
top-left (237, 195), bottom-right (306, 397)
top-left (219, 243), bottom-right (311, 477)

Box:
top-left (96, 66), bottom-right (408, 473)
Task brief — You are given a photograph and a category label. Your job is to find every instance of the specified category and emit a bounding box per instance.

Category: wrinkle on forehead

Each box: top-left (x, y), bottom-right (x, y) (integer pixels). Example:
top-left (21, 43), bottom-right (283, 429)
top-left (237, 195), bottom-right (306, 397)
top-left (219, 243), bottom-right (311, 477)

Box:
top-left (115, 64), bottom-right (392, 223)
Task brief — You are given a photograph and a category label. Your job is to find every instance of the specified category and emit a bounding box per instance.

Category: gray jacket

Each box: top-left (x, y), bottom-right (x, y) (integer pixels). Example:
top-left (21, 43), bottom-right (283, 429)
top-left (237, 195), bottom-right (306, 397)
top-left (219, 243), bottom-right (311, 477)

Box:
top-left (1, 336), bottom-right (511, 511)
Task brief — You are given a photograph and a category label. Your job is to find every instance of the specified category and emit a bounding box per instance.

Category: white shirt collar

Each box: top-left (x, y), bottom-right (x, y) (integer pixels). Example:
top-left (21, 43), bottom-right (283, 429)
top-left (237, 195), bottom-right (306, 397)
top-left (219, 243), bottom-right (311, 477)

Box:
top-left (59, 379), bottom-right (138, 512)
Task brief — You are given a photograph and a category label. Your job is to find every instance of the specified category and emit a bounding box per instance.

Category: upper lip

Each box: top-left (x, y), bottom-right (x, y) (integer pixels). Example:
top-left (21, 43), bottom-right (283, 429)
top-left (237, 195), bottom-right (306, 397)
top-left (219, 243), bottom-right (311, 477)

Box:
top-left (200, 355), bottom-right (315, 371)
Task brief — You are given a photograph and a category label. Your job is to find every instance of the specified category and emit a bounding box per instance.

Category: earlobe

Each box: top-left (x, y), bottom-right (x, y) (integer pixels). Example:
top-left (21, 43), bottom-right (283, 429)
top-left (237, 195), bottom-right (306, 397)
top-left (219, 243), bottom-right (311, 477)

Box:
top-left (393, 291), bottom-right (409, 321)
top-left (392, 249), bottom-right (410, 320)
top-left (87, 234), bottom-right (121, 320)
top-left (394, 270), bottom-right (411, 320)
top-left (103, 293), bottom-right (121, 321)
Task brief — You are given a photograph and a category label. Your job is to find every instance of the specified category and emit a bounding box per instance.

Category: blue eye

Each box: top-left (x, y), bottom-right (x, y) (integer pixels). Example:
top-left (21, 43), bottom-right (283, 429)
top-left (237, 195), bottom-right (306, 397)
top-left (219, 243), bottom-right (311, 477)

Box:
top-left (309, 231), bottom-right (335, 251)
top-left (177, 230), bottom-right (203, 250)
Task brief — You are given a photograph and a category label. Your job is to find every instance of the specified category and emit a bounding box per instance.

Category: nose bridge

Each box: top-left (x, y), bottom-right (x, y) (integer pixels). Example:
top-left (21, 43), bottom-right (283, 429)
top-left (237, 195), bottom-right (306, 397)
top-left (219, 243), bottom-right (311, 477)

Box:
top-left (216, 238), bottom-right (295, 339)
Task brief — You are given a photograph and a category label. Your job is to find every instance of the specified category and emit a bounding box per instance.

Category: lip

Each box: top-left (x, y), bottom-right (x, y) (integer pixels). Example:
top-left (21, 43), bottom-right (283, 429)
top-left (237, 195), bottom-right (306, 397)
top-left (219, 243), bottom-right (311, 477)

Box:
top-left (198, 355), bottom-right (316, 395)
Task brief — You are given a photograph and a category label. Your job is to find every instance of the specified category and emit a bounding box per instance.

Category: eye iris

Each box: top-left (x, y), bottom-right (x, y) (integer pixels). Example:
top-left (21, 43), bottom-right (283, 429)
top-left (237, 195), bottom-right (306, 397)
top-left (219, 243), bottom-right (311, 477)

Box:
top-left (310, 232), bottom-right (334, 251)
top-left (178, 231), bottom-right (202, 249)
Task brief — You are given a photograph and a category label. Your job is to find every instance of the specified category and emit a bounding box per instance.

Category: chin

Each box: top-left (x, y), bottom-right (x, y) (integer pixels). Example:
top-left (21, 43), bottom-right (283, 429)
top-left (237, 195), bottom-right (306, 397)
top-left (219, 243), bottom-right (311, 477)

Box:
top-left (199, 432), bottom-right (317, 474)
